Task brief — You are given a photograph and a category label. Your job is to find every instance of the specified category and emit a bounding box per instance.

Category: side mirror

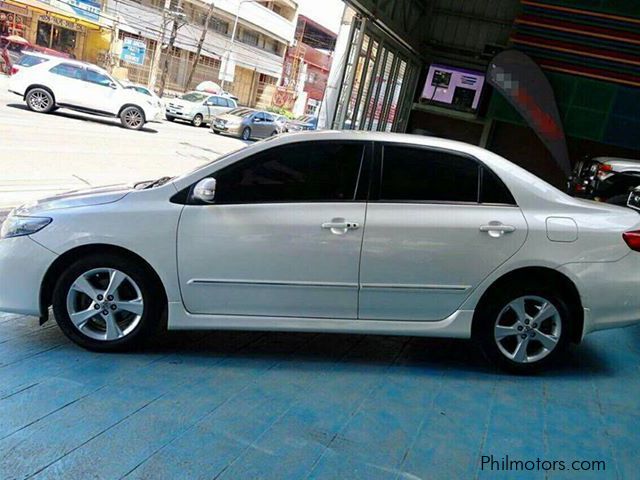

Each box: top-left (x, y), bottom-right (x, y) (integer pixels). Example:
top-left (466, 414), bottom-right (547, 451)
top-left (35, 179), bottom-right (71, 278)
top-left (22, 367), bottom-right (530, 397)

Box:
top-left (253, 117), bottom-right (261, 123)
top-left (109, 82), bottom-right (118, 89)
top-left (193, 178), bottom-right (216, 204)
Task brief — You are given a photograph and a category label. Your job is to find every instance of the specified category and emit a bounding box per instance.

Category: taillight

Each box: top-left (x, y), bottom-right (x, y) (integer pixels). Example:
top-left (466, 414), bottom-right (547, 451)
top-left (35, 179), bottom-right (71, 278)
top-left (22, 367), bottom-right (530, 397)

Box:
top-left (623, 231), bottom-right (640, 252)
top-left (9, 66), bottom-right (18, 75)
top-left (597, 164), bottom-right (613, 181)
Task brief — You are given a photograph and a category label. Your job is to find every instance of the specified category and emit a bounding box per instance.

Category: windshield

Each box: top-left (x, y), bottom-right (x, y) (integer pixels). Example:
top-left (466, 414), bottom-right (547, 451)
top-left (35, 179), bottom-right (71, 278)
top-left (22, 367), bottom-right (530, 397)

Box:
top-left (227, 108), bottom-right (254, 118)
top-left (180, 92), bottom-right (208, 102)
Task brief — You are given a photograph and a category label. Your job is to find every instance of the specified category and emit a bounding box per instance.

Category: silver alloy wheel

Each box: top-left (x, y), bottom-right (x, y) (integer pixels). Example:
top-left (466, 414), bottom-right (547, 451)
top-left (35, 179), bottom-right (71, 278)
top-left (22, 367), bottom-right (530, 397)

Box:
top-left (28, 90), bottom-right (51, 112)
top-left (193, 114), bottom-right (203, 127)
top-left (123, 108), bottom-right (143, 129)
top-left (66, 268), bottom-right (144, 341)
top-left (242, 128), bottom-right (251, 140)
top-left (494, 295), bottom-right (562, 364)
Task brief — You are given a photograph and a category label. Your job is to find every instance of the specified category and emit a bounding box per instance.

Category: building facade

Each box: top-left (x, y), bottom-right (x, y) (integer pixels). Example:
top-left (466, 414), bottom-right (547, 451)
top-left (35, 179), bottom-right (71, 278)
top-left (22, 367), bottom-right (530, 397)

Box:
top-left (0, 0), bottom-right (112, 64)
top-left (280, 14), bottom-right (336, 115)
top-left (107, 0), bottom-right (298, 106)
top-left (324, 0), bottom-right (639, 187)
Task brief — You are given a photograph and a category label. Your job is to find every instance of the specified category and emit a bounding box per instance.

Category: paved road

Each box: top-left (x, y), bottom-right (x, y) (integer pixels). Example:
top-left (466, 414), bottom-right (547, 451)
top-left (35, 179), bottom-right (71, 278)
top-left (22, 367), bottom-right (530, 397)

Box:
top-left (0, 74), bottom-right (247, 209)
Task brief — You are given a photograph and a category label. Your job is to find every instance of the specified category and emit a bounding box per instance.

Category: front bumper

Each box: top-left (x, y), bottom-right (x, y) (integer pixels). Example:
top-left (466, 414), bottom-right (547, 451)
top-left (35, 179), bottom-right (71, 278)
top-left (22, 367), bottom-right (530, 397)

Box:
top-left (165, 108), bottom-right (194, 121)
top-left (0, 236), bottom-right (57, 316)
top-left (211, 123), bottom-right (242, 136)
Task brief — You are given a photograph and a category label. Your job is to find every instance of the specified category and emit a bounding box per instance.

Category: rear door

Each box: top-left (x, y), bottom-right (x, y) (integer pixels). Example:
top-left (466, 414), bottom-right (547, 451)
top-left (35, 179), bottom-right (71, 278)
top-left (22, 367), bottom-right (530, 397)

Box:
top-left (358, 143), bottom-right (528, 321)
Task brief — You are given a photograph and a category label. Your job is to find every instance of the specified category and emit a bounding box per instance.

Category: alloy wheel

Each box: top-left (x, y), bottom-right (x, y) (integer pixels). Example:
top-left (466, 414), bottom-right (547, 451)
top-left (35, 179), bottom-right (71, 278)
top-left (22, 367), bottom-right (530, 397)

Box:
top-left (193, 115), bottom-right (203, 127)
top-left (65, 267), bottom-right (145, 341)
top-left (28, 91), bottom-right (51, 112)
top-left (123, 108), bottom-right (143, 129)
top-left (494, 295), bottom-right (562, 364)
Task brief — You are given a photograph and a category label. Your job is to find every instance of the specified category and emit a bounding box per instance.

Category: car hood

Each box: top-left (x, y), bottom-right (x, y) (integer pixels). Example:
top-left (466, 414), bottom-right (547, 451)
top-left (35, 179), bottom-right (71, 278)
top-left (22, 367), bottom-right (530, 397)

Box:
top-left (215, 113), bottom-right (243, 122)
top-left (13, 184), bottom-right (132, 216)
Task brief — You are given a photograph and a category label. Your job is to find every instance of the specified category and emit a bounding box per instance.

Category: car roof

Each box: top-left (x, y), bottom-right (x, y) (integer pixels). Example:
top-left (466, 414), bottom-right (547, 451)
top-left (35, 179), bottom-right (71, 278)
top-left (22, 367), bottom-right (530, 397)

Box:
top-left (594, 156), bottom-right (640, 164)
top-left (25, 52), bottom-right (108, 73)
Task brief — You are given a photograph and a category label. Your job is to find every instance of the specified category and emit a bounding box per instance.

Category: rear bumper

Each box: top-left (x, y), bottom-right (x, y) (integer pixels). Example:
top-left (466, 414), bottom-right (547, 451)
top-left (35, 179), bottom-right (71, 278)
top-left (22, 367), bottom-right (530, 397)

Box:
top-left (0, 236), bottom-right (57, 316)
top-left (560, 253), bottom-right (640, 336)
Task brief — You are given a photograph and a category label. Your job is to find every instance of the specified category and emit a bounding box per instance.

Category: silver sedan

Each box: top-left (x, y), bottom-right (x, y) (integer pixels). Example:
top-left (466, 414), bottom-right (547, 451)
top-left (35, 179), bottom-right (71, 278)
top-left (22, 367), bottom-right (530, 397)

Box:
top-left (1, 132), bottom-right (640, 373)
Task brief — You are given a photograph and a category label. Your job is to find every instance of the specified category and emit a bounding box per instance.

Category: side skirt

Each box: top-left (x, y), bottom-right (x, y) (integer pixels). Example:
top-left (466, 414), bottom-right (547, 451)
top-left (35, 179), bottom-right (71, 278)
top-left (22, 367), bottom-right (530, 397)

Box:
top-left (166, 302), bottom-right (473, 339)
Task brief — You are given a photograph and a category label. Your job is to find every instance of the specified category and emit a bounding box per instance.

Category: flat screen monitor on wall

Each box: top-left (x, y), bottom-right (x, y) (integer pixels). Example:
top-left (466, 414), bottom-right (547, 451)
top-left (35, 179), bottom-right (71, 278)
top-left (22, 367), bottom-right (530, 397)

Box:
top-left (420, 64), bottom-right (485, 112)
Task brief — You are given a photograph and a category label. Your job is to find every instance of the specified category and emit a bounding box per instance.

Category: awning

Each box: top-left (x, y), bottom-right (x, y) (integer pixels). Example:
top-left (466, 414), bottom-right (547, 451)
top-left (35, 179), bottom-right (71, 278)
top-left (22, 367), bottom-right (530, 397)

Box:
top-left (3, 0), bottom-right (112, 30)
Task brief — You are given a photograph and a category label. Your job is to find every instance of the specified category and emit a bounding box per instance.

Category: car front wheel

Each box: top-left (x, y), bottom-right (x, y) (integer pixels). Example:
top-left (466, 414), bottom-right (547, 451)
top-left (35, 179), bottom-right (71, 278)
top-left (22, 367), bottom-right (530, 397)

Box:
top-left (26, 88), bottom-right (55, 113)
top-left (241, 127), bottom-right (251, 141)
top-left (474, 286), bottom-right (572, 374)
top-left (52, 253), bottom-right (163, 351)
top-left (192, 114), bottom-right (204, 127)
top-left (120, 106), bottom-right (145, 130)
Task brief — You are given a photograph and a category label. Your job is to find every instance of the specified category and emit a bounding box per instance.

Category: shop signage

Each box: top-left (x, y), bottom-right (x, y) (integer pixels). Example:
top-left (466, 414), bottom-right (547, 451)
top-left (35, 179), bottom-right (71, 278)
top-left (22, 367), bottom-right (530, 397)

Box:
top-left (39, 14), bottom-right (85, 32)
top-left (0, 1), bottom-right (31, 17)
top-left (120, 37), bottom-right (146, 66)
top-left (39, 0), bottom-right (101, 23)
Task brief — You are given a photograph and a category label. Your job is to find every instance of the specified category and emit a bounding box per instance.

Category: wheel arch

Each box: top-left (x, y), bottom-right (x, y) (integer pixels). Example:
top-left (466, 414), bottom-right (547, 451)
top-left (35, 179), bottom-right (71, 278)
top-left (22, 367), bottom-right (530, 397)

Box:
top-left (25, 84), bottom-right (56, 103)
top-left (471, 266), bottom-right (584, 343)
top-left (40, 243), bottom-right (166, 321)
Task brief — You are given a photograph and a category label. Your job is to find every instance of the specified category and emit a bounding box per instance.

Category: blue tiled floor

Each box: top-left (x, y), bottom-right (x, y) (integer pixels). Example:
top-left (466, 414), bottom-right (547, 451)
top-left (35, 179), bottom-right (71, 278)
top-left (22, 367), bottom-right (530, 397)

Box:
top-left (0, 312), bottom-right (638, 479)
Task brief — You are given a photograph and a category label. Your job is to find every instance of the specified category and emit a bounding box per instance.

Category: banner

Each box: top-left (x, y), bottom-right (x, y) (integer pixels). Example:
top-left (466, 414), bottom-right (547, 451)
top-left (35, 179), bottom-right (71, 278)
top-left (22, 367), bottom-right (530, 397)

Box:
top-left (487, 50), bottom-right (571, 176)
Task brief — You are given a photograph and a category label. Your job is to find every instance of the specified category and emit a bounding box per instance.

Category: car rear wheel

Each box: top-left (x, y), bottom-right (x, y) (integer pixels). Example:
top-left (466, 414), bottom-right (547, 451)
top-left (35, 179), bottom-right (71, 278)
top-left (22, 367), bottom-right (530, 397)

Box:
top-left (52, 253), bottom-right (163, 352)
top-left (241, 127), bottom-right (251, 141)
top-left (474, 285), bottom-right (571, 374)
top-left (192, 114), bottom-right (204, 127)
top-left (26, 88), bottom-right (55, 113)
top-left (120, 106), bottom-right (145, 130)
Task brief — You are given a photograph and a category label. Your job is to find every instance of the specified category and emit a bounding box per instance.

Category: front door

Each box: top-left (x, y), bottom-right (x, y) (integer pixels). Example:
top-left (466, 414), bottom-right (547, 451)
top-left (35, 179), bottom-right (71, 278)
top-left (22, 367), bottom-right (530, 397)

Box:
top-left (177, 140), bottom-right (370, 319)
top-left (81, 68), bottom-right (119, 114)
top-left (359, 144), bottom-right (528, 321)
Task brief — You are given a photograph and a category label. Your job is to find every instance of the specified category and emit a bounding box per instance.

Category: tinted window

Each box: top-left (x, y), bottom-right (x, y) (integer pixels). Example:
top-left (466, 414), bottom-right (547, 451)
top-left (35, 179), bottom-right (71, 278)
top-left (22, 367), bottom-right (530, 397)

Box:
top-left (380, 146), bottom-right (479, 203)
top-left (85, 69), bottom-right (112, 86)
top-left (214, 142), bottom-right (365, 204)
top-left (17, 55), bottom-right (49, 67)
top-left (480, 167), bottom-right (516, 205)
top-left (49, 63), bottom-right (83, 80)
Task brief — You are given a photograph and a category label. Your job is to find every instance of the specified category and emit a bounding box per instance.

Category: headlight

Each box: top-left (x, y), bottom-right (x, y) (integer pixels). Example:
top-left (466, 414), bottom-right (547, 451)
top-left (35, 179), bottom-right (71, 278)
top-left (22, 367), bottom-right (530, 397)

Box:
top-left (0, 216), bottom-right (52, 239)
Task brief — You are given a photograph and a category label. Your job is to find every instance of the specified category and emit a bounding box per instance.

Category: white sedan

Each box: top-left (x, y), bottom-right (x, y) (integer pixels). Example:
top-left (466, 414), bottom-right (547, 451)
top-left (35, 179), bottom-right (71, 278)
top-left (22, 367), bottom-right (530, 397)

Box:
top-left (1, 132), bottom-right (639, 373)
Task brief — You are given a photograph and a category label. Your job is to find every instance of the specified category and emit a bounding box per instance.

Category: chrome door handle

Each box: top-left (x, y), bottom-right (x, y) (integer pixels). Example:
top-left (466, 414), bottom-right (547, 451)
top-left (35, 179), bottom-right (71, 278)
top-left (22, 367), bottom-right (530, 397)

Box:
top-left (321, 219), bottom-right (360, 235)
top-left (480, 223), bottom-right (516, 238)
top-left (322, 221), bottom-right (360, 230)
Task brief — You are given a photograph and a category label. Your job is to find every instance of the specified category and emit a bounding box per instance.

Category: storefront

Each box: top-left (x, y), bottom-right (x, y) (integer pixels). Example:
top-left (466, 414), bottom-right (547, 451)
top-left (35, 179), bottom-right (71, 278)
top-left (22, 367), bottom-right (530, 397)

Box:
top-left (0, 0), bottom-right (112, 64)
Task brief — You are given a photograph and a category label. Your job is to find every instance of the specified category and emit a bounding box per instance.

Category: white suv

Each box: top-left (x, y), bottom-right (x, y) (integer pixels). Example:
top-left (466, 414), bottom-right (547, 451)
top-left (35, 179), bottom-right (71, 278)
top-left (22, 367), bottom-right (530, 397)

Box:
top-left (8, 54), bottom-right (162, 130)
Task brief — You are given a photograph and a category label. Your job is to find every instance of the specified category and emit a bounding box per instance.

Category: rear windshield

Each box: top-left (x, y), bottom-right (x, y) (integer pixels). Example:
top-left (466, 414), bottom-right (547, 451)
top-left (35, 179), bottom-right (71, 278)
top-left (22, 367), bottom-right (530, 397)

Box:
top-left (17, 55), bottom-right (49, 67)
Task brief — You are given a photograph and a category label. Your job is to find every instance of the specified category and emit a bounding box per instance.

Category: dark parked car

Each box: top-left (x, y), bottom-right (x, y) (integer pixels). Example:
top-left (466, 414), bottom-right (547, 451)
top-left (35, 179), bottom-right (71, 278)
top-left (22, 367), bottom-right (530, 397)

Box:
top-left (567, 156), bottom-right (640, 206)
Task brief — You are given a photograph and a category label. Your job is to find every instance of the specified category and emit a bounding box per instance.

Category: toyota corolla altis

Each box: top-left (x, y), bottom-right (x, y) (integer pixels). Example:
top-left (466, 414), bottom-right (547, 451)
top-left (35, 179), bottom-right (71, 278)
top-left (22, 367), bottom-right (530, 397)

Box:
top-left (1, 132), bottom-right (639, 373)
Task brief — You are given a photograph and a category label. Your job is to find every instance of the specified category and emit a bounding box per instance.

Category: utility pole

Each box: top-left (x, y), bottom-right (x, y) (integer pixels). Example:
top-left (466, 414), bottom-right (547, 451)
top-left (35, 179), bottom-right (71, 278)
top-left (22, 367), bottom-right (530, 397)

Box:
top-left (185, 0), bottom-right (216, 90)
top-left (158, 0), bottom-right (185, 97)
top-left (148, 0), bottom-right (172, 91)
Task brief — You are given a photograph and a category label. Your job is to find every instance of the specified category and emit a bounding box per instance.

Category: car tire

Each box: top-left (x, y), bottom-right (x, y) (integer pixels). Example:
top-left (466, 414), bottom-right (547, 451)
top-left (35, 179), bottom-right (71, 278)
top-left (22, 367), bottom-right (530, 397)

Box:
top-left (52, 253), bottom-right (164, 352)
top-left (120, 106), bottom-right (145, 130)
top-left (473, 284), bottom-right (572, 374)
top-left (166, 115), bottom-right (175, 122)
top-left (212, 130), bottom-right (220, 135)
top-left (241, 127), bottom-right (251, 141)
top-left (270, 130), bottom-right (278, 137)
top-left (25, 88), bottom-right (55, 113)
top-left (192, 114), bottom-right (204, 127)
